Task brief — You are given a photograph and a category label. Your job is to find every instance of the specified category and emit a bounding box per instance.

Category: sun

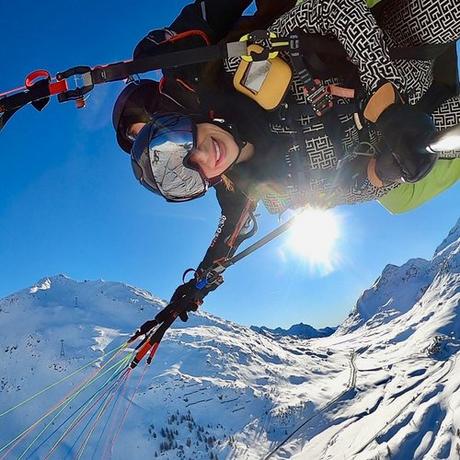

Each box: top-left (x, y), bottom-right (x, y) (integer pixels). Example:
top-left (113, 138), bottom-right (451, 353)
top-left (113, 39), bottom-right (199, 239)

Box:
top-left (285, 208), bottom-right (342, 275)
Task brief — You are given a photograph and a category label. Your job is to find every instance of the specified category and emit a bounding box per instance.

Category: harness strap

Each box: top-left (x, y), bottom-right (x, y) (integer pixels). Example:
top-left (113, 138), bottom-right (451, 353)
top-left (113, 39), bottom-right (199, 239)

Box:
top-left (287, 31), bottom-right (349, 161)
top-left (1, 30), bottom-right (456, 132)
top-left (414, 82), bottom-right (457, 114)
top-left (286, 101), bottom-right (358, 119)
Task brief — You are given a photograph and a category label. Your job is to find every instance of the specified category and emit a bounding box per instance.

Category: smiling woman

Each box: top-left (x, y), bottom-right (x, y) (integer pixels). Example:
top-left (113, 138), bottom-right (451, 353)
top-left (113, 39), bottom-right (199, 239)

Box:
top-left (0, 0), bottom-right (458, 334)
top-left (189, 122), bottom-right (244, 178)
top-left (286, 208), bottom-right (343, 275)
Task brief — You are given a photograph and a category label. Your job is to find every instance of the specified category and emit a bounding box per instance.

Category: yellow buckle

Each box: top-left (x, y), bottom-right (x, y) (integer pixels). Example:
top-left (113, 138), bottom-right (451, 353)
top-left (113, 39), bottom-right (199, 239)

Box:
top-left (239, 32), bottom-right (288, 62)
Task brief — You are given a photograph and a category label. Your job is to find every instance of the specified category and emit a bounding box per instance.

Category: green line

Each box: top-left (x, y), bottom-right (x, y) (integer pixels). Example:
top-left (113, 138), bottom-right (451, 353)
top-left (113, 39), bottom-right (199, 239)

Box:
top-left (0, 354), bottom-right (130, 457)
top-left (0, 342), bottom-right (128, 420)
top-left (16, 355), bottom-right (131, 460)
top-left (76, 371), bottom-right (131, 460)
top-left (42, 357), bottom-right (131, 460)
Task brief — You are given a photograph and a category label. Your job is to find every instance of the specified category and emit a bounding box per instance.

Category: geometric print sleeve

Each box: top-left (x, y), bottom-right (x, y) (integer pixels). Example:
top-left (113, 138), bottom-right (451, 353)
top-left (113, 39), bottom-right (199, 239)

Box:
top-left (269, 0), bottom-right (405, 94)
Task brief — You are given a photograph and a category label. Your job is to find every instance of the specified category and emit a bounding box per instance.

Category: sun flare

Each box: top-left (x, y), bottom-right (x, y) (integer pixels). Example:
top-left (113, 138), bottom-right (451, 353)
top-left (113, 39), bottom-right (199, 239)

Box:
top-left (286, 208), bottom-right (342, 274)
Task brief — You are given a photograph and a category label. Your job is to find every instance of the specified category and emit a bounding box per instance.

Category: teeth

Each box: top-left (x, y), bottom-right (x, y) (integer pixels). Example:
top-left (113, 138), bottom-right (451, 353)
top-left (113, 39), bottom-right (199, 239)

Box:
top-left (213, 139), bottom-right (221, 162)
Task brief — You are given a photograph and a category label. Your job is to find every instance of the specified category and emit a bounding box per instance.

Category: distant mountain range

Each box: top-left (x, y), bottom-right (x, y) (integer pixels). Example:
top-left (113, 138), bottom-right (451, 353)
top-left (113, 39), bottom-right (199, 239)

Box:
top-left (251, 323), bottom-right (336, 339)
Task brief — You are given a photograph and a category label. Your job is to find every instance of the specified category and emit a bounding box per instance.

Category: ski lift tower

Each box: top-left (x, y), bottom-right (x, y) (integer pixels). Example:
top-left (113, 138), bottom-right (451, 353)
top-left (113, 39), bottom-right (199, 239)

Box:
top-left (60, 339), bottom-right (65, 358)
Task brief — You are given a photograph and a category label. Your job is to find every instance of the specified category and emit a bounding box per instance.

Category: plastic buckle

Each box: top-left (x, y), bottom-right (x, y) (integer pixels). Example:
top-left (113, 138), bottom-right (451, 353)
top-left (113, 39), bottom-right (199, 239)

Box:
top-left (303, 79), bottom-right (333, 116)
top-left (56, 66), bottom-right (94, 108)
top-left (195, 260), bottom-right (226, 290)
top-left (239, 31), bottom-right (287, 62)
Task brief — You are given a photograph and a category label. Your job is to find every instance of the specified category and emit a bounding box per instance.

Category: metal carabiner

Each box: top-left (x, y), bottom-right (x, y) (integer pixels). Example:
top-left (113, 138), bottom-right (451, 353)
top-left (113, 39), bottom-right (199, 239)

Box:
top-left (56, 66), bottom-right (94, 108)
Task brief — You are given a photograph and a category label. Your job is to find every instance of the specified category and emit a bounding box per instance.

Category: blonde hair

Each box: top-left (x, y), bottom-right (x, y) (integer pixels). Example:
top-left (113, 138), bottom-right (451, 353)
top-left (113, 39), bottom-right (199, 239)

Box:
top-left (221, 174), bottom-right (235, 192)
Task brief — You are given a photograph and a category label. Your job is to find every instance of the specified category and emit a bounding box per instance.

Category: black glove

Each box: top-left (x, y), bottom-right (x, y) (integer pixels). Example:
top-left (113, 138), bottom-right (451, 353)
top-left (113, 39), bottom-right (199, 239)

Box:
top-left (170, 279), bottom-right (203, 322)
top-left (376, 104), bottom-right (437, 184)
top-left (170, 271), bottom-right (223, 322)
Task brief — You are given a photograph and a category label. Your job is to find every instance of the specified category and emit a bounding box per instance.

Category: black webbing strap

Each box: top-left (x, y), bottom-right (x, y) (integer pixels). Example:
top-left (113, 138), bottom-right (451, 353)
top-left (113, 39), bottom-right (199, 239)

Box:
top-left (288, 31), bottom-right (346, 161)
top-left (292, 102), bottom-right (357, 118)
top-left (0, 80), bottom-right (52, 114)
top-left (0, 41), bottom-right (246, 115)
top-left (90, 44), bottom-right (226, 84)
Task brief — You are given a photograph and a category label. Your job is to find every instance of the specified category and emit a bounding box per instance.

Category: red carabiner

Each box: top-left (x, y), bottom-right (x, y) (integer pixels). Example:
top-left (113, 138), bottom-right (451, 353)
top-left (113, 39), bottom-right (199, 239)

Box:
top-left (25, 70), bottom-right (51, 88)
top-left (24, 69), bottom-right (68, 96)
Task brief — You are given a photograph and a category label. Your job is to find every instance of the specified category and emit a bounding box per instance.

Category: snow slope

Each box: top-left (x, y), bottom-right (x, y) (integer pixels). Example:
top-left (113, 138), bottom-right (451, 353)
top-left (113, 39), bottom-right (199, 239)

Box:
top-left (0, 276), bottom-right (350, 460)
top-left (284, 219), bottom-right (460, 460)
top-left (338, 219), bottom-right (460, 335)
top-left (0, 218), bottom-right (459, 459)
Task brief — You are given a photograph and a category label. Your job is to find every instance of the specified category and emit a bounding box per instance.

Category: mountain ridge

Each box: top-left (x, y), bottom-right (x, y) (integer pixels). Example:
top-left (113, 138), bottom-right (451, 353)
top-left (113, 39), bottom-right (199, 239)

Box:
top-left (0, 218), bottom-right (459, 459)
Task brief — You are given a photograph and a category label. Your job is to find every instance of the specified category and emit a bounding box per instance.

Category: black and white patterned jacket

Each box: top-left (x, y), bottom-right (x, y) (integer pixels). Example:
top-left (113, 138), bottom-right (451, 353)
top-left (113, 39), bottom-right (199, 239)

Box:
top-left (161, 0), bottom-right (460, 274)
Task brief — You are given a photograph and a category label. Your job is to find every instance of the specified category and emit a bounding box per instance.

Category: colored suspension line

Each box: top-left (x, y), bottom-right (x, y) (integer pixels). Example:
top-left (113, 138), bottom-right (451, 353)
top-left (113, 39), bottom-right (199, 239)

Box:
top-left (24, 365), bottom-right (129, 460)
top-left (6, 354), bottom-right (130, 460)
top-left (91, 376), bottom-right (126, 460)
top-left (100, 368), bottom-right (136, 460)
top-left (38, 358), bottom-right (131, 460)
top-left (59, 369), bottom-right (130, 460)
top-left (104, 363), bottom-right (148, 460)
top-left (75, 371), bottom-right (132, 460)
top-left (0, 341), bottom-right (128, 421)
top-left (18, 360), bottom-right (129, 460)
top-left (102, 369), bottom-right (134, 460)
top-left (0, 354), bottom-right (128, 460)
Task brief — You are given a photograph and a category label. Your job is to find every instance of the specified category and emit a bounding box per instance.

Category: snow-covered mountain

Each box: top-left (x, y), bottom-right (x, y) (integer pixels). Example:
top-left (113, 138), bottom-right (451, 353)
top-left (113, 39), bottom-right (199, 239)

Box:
top-left (0, 276), bottom-right (346, 460)
top-left (0, 218), bottom-right (459, 459)
top-left (251, 323), bottom-right (336, 339)
top-left (338, 219), bottom-right (460, 335)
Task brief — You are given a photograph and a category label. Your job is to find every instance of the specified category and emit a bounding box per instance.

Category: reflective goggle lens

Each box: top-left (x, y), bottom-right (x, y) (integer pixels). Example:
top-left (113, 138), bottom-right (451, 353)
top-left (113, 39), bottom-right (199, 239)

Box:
top-left (131, 114), bottom-right (208, 201)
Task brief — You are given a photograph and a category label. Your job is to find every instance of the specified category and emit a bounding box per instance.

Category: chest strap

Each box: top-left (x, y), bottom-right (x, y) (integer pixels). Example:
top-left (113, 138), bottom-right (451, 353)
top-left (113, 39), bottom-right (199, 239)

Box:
top-left (287, 31), bottom-right (350, 162)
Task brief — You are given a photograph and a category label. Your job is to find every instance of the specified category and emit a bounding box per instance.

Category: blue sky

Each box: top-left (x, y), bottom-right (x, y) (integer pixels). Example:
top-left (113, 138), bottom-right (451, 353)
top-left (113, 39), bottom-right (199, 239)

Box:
top-left (0, 0), bottom-right (458, 329)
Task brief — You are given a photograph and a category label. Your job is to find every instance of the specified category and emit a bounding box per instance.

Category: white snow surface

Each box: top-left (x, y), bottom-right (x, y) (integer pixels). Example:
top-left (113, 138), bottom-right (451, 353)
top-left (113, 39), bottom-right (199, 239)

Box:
top-left (0, 219), bottom-right (459, 459)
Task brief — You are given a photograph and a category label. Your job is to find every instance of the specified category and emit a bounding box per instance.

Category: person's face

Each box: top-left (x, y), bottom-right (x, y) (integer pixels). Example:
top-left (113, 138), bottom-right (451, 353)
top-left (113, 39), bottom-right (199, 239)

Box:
top-left (127, 119), bottom-right (240, 179)
top-left (188, 123), bottom-right (239, 179)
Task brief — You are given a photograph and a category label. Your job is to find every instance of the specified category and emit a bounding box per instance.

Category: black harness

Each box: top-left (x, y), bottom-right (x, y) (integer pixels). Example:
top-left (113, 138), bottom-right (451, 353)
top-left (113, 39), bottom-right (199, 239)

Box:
top-left (1, 28), bottom-right (456, 152)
